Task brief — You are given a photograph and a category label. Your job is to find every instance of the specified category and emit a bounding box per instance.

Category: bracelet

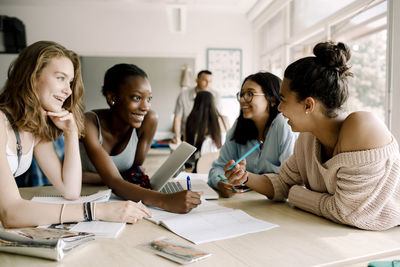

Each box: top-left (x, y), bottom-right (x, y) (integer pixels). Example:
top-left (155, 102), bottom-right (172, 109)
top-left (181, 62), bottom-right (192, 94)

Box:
top-left (59, 204), bottom-right (65, 224)
top-left (243, 173), bottom-right (249, 184)
top-left (87, 202), bottom-right (93, 221)
top-left (83, 202), bottom-right (93, 221)
top-left (83, 202), bottom-right (88, 221)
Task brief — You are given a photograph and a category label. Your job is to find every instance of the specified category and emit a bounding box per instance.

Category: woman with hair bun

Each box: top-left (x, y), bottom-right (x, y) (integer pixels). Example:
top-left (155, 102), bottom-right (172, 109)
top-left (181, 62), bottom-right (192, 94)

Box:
top-left (223, 41), bottom-right (400, 230)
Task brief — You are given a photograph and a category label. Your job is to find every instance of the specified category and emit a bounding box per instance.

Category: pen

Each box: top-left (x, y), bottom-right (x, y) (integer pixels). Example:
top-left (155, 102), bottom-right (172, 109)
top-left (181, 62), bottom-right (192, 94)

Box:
top-left (186, 175), bottom-right (191, 191)
top-left (227, 141), bottom-right (263, 171)
top-left (217, 174), bottom-right (238, 193)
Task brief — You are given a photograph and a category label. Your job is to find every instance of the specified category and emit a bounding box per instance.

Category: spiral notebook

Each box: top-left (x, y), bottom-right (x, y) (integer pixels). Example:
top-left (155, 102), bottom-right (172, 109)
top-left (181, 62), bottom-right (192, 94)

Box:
top-left (31, 189), bottom-right (112, 204)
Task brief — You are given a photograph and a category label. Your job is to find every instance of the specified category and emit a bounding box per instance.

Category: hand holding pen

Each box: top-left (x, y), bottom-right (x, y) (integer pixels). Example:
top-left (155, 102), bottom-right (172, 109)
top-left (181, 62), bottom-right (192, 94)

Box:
top-left (223, 141), bottom-right (262, 186)
top-left (217, 174), bottom-right (237, 198)
top-left (224, 159), bottom-right (248, 186)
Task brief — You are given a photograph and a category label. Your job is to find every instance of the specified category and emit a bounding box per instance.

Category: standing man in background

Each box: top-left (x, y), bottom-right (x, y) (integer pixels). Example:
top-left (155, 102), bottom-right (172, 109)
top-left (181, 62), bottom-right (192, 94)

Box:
top-left (171, 70), bottom-right (220, 144)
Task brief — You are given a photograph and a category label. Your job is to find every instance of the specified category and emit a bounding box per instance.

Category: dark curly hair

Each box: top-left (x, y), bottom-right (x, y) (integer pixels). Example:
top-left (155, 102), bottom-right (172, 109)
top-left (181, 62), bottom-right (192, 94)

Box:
top-left (284, 41), bottom-right (353, 118)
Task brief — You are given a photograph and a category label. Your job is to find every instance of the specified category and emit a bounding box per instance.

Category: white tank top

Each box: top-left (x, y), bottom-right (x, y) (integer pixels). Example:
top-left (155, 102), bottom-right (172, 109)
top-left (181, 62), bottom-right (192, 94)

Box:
top-left (3, 115), bottom-right (34, 177)
top-left (6, 142), bottom-right (34, 177)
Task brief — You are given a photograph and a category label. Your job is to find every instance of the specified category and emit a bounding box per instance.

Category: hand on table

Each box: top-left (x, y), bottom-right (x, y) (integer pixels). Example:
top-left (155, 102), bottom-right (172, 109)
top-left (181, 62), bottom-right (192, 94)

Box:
top-left (96, 201), bottom-right (152, 224)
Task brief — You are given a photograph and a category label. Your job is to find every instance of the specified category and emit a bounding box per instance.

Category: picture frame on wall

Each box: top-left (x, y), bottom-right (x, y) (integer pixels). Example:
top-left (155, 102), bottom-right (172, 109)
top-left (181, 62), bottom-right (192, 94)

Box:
top-left (206, 48), bottom-right (242, 97)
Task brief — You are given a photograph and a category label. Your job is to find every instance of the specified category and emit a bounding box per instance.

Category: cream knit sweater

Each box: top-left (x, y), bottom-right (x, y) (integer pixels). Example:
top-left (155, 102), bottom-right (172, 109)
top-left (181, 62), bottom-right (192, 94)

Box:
top-left (267, 132), bottom-right (400, 230)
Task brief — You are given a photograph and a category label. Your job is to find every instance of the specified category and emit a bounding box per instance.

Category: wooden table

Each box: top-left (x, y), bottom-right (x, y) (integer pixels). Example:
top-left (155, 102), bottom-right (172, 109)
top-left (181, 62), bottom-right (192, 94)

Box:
top-left (1, 185), bottom-right (400, 266)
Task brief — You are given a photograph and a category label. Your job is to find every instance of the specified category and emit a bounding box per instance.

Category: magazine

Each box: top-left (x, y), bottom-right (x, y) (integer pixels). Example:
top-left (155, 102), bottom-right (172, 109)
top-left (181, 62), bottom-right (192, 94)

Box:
top-left (0, 228), bottom-right (95, 261)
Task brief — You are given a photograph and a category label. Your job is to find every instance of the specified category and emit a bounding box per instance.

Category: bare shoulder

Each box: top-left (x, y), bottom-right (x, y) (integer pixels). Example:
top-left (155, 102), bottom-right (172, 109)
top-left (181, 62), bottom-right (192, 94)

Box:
top-left (140, 109), bottom-right (158, 130)
top-left (144, 109), bottom-right (159, 122)
top-left (82, 111), bottom-right (101, 141)
top-left (84, 110), bottom-right (104, 123)
top-left (337, 111), bottom-right (392, 153)
top-left (137, 109), bottom-right (158, 136)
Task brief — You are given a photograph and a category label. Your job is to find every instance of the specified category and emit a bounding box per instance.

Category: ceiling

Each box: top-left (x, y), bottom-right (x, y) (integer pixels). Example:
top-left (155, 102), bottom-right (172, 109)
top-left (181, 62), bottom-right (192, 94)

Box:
top-left (0, 0), bottom-right (259, 14)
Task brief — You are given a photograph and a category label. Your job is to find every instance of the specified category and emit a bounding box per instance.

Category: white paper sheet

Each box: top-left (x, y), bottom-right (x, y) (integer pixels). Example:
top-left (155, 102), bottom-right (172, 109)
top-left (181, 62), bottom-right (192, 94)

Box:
top-left (146, 200), bottom-right (278, 244)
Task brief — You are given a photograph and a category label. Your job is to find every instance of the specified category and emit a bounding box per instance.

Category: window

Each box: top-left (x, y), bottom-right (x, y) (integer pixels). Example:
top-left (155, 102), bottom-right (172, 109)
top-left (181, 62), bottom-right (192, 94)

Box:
top-left (344, 30), bottom-right (387, 121)
top-left (260, 48), bottom-right (283, 78)
top-left (255, 0), bottom-right (388, 122)
top-left (290, 0), bottom-right (354, 35)
top-left (331, 1), bottom-right (387, 121)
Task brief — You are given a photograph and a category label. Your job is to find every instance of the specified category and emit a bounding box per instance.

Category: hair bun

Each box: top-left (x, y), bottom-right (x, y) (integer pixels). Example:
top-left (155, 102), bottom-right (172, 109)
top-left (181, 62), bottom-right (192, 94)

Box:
top-left (313, 41), bottom-right (352, 76)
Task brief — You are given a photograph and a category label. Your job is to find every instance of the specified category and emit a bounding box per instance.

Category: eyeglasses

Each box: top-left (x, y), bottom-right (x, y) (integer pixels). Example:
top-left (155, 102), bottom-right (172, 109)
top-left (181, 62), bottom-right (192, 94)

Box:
top-left (236, 91), bottom-right (265, 103)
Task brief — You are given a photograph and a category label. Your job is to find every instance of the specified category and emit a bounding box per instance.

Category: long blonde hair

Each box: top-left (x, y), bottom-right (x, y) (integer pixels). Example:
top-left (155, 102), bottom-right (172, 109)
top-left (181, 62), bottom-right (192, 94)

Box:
top-left (0, 40), bottom-right (85, 141)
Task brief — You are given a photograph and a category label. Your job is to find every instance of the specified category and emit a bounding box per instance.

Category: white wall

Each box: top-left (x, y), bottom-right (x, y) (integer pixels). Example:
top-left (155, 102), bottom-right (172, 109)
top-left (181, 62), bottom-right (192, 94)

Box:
top-left (0, 3), bottom-right (253, 76)
top-left (0, 3), bottom-right (252, 135)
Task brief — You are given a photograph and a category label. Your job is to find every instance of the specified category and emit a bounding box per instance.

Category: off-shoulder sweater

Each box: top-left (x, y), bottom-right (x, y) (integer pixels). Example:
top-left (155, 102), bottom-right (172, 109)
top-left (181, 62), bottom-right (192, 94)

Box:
top-left (267, 132), bottom-right (400, 230)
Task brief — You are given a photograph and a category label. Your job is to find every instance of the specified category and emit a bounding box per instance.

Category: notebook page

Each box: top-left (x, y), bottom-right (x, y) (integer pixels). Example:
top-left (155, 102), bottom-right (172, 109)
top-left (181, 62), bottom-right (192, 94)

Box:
top-left (161, 209), bottom-right (278, 244)
top-left (70, 221), bottom-right (125, 238)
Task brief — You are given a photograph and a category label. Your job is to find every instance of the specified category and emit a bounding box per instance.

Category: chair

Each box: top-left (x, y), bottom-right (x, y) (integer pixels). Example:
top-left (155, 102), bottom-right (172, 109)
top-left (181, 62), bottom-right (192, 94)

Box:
top-left (195, 152), bottom-right (219, 174)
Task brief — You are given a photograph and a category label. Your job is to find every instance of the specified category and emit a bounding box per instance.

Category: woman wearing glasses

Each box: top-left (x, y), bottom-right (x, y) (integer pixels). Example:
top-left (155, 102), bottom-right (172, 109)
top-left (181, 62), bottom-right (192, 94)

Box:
top-left (208, 72), bottom-right (297, 197)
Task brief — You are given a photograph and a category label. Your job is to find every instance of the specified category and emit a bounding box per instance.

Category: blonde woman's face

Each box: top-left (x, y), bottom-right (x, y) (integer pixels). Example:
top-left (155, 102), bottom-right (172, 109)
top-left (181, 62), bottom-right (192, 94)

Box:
top-left (35, 57), bottom-right (74, 112)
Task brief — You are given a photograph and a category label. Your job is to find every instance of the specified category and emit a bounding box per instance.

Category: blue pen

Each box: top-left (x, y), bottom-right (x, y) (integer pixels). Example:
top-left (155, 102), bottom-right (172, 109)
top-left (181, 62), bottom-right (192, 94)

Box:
top-left (228, 141), bottom-right (263, 171)
top-left (186, 175), bottom-right (191, 191)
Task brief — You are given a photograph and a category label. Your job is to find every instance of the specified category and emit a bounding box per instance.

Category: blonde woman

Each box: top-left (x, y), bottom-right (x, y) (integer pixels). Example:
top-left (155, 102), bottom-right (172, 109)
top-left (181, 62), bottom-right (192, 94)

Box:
top-left (0, 41), bottom-right (150, 228)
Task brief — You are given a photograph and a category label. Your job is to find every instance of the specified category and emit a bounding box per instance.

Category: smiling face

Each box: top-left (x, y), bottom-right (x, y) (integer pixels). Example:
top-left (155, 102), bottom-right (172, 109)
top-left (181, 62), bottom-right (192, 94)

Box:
top-left (278, 78), bottom-right (308, 132)
top-left (239, 80), bottom-right (269, 122)
top-left (111, 75), bottom-right (152, 128)
top-left (35, 56), bottom-right (74, 112)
